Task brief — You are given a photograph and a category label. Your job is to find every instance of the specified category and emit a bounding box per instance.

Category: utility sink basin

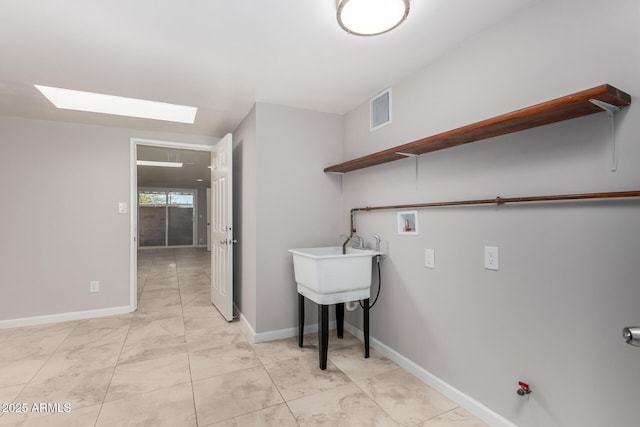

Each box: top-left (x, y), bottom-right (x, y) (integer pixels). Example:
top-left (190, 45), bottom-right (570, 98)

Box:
top-left (289, 246), bottom-right (383, 304)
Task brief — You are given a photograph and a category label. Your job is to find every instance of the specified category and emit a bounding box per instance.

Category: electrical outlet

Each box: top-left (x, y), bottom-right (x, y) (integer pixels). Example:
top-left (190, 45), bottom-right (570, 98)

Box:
top-left (424, 249), bottom-right (435, 269)
top-left (484, 246), bottom-right (499, 271)
top-left (90, 281), bottom-right (100, 293)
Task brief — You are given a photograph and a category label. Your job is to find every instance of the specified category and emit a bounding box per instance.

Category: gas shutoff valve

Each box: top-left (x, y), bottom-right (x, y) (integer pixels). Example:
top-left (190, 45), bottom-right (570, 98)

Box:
top-left (517, 381), bottom-right (532, 396)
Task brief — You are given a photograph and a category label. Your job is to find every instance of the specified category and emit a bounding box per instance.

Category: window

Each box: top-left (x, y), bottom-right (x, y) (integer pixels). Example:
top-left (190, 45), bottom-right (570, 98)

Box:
top-left (139, 191), bottom-right (167, 206)
top-left (138, 189), bottom-right (196, 247)
top-left (169, 192), bottom-right (194, 207)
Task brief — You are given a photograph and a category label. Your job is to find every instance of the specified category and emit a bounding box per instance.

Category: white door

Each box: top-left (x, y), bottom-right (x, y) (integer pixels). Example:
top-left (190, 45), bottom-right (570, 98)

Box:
top-left (210, 133), bottom-right (234, 321)
top-left (206, 188), bottom-right (211, 252)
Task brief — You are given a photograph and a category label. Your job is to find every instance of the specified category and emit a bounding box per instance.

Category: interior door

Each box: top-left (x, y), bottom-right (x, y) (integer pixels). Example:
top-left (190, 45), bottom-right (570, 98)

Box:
top-left (210, 133), bottom-right (234, 321)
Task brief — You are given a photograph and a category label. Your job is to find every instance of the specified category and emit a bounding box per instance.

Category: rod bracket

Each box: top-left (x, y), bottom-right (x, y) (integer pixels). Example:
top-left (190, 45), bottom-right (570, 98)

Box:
top-left (396, 152), bottom-right (420, 182)
top-left (589, 99), bottom-right (622, 172)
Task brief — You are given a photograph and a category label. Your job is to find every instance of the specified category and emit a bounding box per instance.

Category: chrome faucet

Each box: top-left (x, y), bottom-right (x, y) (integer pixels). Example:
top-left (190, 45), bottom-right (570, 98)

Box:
top-left (372, 234), bottom-right (381, 252)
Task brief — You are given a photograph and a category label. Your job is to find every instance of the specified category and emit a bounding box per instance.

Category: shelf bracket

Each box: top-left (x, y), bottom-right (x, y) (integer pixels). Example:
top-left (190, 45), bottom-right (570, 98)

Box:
top-left (396, 152), bottom-right (420, 181)
top-left (590, 99), bottom-right (622, 172)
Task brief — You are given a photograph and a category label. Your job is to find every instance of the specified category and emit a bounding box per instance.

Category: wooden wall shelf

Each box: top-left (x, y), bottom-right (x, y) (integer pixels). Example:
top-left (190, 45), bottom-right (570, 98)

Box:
top-left (325, 84), bottom-right (631, 174)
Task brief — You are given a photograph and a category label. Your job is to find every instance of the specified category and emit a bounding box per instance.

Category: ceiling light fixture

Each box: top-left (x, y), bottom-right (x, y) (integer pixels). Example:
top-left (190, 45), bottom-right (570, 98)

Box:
top-left (337, 0), bottom-right (410, 36)
top-left (34, 85), bottom-right (197, 124)
top-left (136, 160), bottom-right (183, 168)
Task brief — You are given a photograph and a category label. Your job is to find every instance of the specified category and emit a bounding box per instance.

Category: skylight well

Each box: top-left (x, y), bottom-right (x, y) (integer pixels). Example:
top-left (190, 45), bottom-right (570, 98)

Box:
top-left (34, 85), bottom-right (197, 124)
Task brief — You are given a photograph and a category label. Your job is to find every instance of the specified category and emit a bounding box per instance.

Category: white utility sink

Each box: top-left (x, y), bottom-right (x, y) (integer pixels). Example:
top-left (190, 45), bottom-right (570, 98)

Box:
top-left (289, 246), bottom-right (382, 305)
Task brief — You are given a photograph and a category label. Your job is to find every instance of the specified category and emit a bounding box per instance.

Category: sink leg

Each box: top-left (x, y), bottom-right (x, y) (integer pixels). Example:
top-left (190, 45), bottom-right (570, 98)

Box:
top-left (363, 298), bottom-right (370, 358)
top-left (298, 293), bottom-right (304, 348)
top-left (319, 304), bottom-right (329, 370)
top-left (336, 303), bottom-right (344, 338)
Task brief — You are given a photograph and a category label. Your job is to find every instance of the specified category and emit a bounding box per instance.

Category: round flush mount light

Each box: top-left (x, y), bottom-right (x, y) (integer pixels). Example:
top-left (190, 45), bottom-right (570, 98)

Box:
top-left (337, 0), bottom-right (410, 36)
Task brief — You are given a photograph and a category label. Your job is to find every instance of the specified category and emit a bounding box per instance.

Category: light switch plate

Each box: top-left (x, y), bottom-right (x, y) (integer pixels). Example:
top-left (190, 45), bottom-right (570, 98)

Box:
top-left (118, 202), bottom-right (128, 214)
top-left (484, 246), bottom-right (499, 270)
top-left (425, 249), bottom-right (435, 269)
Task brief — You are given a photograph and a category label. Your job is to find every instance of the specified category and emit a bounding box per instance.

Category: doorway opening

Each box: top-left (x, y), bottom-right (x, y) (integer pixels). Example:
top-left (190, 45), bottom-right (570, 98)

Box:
top-left (129, 138), bottom-right (215, 311)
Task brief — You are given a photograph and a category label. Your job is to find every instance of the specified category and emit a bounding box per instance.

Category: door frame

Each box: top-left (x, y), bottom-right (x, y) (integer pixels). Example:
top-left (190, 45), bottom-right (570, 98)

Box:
top-left (206, 187), bottom-right (212, 251)
top-left (129, 137), bottom-right (216, 312)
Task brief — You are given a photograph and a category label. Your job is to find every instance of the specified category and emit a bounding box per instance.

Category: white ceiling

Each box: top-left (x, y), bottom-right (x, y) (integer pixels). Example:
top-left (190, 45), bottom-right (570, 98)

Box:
top-left (0, 0), bottom-right (534, 138)
top-left (137, 145), bottom-right (211, 188)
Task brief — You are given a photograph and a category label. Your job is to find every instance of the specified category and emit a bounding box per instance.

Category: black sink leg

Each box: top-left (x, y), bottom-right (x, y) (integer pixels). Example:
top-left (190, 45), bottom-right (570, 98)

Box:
top-left (319, 304), bottom-right (329, 370)
top-left (298, 293), bottom-right (304, 348)
top-left (363, 298), bottom-right (370, 358)
top-left (336, 303), bottom-right (344, 338)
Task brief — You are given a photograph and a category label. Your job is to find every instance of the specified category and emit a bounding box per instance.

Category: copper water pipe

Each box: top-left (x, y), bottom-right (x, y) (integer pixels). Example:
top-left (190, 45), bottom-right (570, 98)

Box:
top-left (349, 190), bottom-right (640, 233)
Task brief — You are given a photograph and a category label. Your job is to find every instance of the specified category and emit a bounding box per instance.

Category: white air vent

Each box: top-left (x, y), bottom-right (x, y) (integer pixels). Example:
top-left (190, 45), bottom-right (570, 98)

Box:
top-left (370, 88), bottom-right (392, 131)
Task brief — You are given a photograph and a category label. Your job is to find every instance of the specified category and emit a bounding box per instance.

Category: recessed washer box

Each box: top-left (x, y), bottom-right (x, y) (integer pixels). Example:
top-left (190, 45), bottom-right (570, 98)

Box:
top-left (397, 210), bottom-right (418, 235)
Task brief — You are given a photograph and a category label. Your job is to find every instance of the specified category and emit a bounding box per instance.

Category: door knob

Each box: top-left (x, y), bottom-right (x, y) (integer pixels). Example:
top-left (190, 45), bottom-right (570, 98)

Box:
top-left (623, 327), bottom-right (640, 347)
top-left (220, 239), bottom-right (227, 244)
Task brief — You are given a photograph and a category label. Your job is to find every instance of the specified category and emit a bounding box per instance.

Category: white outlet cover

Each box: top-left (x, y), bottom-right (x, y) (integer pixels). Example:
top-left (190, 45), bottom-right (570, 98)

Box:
top-left (90, 280), bottom-right (100, 293)
top-left (484, 246), bottom-right (499, 270)
top-left (425, 249), bottom-right (435, 269)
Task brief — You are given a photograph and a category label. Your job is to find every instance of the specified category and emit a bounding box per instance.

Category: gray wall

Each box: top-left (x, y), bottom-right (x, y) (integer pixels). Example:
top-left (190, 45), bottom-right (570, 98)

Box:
top-left (342, 0), bottom-right (640, 426)
top-left (0, 116), bottom-right (216, 322)
top-left (233, 105), bottom-right (258, 329)
top-left (233, 103), bottom-right (343, 334)
top-left (254, 103), bottom-right (343, 333)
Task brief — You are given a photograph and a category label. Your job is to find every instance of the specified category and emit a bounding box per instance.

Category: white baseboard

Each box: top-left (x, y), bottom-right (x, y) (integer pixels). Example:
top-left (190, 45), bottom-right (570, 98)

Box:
top-left (236, 309), bottom-right (336, 344)
top-left (237, 310), bottom-right (257, 342)
top-left (343, 322), bottom-right (516, 427)
top-left (0, 306), bottom-right (133, 329)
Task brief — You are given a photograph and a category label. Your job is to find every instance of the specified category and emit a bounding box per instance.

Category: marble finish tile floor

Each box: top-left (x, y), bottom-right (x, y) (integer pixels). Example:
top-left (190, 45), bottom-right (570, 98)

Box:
top-left (0, 248), bottom-right (489, 427)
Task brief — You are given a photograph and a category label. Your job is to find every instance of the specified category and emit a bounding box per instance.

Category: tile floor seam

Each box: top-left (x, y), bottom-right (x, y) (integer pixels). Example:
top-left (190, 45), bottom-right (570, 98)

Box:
top-left (176, 254), bottom-right (203, 427)
top-left (13, 319), bottom-right (81, 394)
top-left (91, 312), bottom-right (136, 427)
top-left (257, 351), bottom-right (302, 427)
top-left (419, 406), bottom-right (463, 425)
top-left (263, 335), bottom-right (375, 425)
top-left (0, 383), bottom-right (28, 421)
top-left (190, 363), bottom-right (268, 389)
top-left (199, 402), bottom-right (293, 427)
top-left (434, 406), bottom-right (464, 422)
top-left (96, 250), bottom-right (198, 425)
top-left (350, 367), bottom-right (407, 427)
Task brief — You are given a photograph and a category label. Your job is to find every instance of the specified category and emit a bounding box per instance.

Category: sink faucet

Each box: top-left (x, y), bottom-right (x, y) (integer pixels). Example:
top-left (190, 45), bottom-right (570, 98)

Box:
top-left (372, 234), bottom-right (381, 252)
top-left (341, 233), bottom-right (365, 253)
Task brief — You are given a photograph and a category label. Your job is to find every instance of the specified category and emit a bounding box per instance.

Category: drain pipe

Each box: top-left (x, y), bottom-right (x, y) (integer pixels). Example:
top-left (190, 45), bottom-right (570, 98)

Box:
top-left (341, 235), bottom-right (351, 255)
top-left (342, 210), bottom-right (358, 254)
top-left (345, 301), bottom-right (359, 311)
